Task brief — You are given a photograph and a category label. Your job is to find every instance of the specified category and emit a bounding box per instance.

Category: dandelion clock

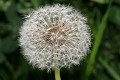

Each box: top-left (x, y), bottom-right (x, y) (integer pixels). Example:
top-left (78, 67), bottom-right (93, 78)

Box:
top-left (19, 4), bottom-right (91, 80)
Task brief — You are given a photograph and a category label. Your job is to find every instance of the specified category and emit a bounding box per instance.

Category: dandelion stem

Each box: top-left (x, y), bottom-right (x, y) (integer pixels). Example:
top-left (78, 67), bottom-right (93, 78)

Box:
top-left (54, 65), bottom-right (61, 80)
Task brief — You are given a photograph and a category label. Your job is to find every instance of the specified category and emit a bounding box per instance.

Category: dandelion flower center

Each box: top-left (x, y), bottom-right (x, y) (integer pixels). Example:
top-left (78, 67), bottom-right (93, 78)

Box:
top-left (42, 23), bottom-right (70, 47)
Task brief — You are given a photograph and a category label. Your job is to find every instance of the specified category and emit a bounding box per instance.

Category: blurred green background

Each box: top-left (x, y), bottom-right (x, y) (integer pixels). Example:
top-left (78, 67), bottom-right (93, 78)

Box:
top-left (0, 0), bottom-right (120, 80)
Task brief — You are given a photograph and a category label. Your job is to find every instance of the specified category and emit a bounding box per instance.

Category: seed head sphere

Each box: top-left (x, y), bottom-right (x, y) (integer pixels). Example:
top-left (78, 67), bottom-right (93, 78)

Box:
top-left (19, 4), bottom-right (91, 71)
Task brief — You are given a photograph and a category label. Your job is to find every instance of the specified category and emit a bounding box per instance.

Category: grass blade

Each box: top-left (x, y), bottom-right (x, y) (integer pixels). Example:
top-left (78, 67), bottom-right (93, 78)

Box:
top-left (99, 58), bottom-right (120, 80)
top-left (83, 1), bottom-right (112, 80)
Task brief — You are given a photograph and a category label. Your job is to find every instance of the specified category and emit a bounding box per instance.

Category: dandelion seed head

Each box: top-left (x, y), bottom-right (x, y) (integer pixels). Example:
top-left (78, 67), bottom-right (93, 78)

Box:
top-left (19, 4), bottom-right (91, 71)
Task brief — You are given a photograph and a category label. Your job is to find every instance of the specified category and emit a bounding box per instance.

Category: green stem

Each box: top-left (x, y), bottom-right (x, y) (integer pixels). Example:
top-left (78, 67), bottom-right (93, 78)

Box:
top-left (54, 65), bottom-right (61, 80)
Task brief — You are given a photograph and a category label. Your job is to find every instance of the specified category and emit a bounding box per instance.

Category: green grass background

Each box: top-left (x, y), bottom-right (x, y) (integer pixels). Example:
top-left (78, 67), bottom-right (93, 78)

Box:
top-left (0, 0), bottom-right (120, 80)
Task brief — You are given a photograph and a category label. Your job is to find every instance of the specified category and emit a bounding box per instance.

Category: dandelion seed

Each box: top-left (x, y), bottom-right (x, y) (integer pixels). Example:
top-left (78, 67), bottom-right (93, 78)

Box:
top-left (19, 4), bottom-right (91, 72)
